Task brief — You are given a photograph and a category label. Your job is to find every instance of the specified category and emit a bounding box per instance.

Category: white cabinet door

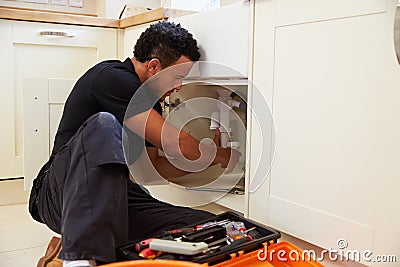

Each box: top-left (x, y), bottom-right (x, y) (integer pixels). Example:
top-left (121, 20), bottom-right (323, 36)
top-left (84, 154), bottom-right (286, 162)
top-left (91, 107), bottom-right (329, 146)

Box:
top-left (5, 21), bottom-right (117, 184)
top-left (251, 0), bottom-right (400, 263)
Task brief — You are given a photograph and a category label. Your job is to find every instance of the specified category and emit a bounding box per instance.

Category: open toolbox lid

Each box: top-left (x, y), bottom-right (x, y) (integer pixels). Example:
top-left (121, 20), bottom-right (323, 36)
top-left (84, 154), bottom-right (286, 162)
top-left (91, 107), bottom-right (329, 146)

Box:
top-left (117, 211), bottom-right (281, 266)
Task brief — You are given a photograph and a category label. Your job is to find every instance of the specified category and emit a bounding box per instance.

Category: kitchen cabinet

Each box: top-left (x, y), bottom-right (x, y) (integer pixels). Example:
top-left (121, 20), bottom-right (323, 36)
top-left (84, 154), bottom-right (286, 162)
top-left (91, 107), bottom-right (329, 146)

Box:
top-left (250, 0), bottom-right (400, 264)
top-left (1, 19), bottom-right (117, 184)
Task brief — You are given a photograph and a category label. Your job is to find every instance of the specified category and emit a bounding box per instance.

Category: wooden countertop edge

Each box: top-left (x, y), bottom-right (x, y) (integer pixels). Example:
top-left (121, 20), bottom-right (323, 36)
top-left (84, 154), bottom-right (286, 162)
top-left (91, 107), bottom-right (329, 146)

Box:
top-left (0, 7), bottom-right (119, 27)
top-left (119, 8), bottom-right (166, 29)
top-left (0, 7), bottom-right (170, 28)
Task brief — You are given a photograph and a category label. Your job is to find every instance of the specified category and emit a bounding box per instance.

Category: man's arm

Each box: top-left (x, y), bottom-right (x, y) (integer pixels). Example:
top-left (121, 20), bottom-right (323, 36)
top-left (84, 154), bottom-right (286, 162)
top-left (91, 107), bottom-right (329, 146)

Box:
top-left (124, 109), bottom-right (240, 171)
top-left (146, 147), bottom-right (190, 180)
top-left (145, 129), bottom-right (225, 181)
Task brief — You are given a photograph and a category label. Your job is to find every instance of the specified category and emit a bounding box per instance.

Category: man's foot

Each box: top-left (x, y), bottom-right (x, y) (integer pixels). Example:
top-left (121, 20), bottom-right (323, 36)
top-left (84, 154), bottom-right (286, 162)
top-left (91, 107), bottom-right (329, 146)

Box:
top-left (37, 236), bottom-right (62, 267)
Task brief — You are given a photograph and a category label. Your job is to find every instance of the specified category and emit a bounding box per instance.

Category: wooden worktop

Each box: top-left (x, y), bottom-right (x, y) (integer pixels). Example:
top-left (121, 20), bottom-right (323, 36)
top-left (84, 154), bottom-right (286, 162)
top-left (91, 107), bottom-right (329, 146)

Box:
top-left (0, 7), bottom-right (176, 28)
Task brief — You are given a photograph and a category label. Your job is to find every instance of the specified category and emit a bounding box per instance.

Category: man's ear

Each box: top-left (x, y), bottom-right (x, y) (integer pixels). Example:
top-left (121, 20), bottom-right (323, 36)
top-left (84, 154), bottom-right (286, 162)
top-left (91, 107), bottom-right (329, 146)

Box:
top-left (147, 58), bottom-right (162, 75)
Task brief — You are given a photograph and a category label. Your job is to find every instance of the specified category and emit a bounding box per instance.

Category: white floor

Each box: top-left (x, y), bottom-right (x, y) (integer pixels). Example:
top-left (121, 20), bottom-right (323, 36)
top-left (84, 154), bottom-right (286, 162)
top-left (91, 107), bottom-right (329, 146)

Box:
top-left (0, 202), bottom-right (365, 267)
top-left (0, 203), bottom-right (59, 267)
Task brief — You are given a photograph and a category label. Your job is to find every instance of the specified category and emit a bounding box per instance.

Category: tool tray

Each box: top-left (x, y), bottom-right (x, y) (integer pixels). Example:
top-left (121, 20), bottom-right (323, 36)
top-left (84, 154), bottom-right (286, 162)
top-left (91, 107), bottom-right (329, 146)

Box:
top-left (117, 211), bottom-right (281, 266)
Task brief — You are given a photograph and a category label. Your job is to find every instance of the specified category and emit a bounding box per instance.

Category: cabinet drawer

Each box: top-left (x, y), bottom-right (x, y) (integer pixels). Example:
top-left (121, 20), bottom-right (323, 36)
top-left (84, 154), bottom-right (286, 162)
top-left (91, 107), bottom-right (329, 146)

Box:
top-left (12, 21), bottom-right (117, 48)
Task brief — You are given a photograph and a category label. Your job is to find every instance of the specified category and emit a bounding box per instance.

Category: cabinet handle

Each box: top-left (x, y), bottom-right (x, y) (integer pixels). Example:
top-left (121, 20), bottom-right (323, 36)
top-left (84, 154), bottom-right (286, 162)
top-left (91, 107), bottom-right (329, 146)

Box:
top-left (39, 31), bottom-right (76, 37)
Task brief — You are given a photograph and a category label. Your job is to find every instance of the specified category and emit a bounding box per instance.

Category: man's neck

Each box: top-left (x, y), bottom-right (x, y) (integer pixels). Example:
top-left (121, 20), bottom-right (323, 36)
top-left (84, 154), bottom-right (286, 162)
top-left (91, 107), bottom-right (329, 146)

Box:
top-left (131, 57), bottom-right (148, 84)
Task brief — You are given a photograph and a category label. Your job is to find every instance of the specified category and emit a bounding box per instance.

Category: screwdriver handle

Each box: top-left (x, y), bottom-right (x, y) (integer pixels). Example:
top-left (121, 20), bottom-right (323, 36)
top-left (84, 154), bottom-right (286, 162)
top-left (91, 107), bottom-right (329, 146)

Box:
top-left (162, 227), bottom-right (195, 237)
top-left (135, 235), bottom-right (175, 252)
top-left (139, 247), bottom-right (162, 259)
top-left (135, 238), bottom-right (154, 252)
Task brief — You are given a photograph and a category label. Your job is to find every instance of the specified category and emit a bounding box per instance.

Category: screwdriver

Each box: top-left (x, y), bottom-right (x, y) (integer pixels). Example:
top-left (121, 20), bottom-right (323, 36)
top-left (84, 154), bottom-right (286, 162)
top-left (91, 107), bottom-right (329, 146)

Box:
top-left (138, 247), bottom-right (163, 259)
top-left (135, 236), bottom-right (173, 252)
top-left (161, 227), bottom-right (196, 238)
top-left (135, 238), bottom-right (153, 252)
top-left (161, 219), bottom-right (230, 238)
top-left (195, 219), bottom-right (230, 230)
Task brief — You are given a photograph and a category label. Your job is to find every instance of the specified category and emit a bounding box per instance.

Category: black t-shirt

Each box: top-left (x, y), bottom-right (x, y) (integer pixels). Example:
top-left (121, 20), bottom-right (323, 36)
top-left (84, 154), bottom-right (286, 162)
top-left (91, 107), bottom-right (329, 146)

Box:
top-left (51, 58), bottom-right (161, 161)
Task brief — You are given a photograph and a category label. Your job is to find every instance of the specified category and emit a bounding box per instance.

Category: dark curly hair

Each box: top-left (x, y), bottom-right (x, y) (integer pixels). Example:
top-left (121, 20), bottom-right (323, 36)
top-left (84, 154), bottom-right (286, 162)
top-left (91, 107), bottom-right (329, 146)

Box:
top-left (133, 21), bottom-right (201, 67)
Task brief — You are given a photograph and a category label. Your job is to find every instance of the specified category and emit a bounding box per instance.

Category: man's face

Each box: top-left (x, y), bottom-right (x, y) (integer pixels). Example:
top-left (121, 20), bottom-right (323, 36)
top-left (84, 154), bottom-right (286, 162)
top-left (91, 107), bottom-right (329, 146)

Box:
top-left (159, 56), bottom-right (193, 100)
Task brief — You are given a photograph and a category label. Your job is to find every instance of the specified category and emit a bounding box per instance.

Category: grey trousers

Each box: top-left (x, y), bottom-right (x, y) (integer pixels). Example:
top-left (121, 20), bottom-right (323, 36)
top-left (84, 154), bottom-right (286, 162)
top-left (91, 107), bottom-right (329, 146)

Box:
top-left (34, 112), bottom-right (213, 263)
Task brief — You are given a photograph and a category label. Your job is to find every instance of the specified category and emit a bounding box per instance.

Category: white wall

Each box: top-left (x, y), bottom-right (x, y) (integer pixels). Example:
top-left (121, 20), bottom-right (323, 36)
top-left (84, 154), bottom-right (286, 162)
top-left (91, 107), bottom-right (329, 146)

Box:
top-left (97, 0), bottom-right (160, 18)
top-left (97, 0), bottom-right (241, 18)
top-left (0, 0), bottom-right (97, 15)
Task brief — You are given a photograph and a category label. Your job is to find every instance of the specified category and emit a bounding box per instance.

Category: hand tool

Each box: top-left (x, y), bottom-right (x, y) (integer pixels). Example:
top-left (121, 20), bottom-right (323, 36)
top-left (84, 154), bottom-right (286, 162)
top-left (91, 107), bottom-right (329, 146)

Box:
top-left (195, 219), bottom-right (230, 230)
top-left (161, 227), bottom-right (196, 238)
top-left (230, 226), bottom-right (257, 241)
top-left (134, 235), bottom-right (174, 252)
top-left (183, 226), bottom-right (226, 242)
top-left (138, 247), bottom-right (163, 259)
top-left (149, 239), bottom-right (208, 255)
top-left (149, 237), bottom-right (228, 255)
top-left (135, 238), bottom-right (153, 252)
top-left (160, 219), bottom-right (230, 238)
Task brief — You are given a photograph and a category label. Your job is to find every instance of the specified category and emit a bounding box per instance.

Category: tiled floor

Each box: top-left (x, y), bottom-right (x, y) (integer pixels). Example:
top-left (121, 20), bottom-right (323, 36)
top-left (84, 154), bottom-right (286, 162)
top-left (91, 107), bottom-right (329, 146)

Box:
top-left (0, 203), bottom-right (59, 267)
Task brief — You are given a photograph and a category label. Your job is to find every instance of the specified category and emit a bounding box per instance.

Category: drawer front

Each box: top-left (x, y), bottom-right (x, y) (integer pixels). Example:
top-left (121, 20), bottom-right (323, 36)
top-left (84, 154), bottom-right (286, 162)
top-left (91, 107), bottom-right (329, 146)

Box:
top-left (12, 20), bottom-right (117, 48)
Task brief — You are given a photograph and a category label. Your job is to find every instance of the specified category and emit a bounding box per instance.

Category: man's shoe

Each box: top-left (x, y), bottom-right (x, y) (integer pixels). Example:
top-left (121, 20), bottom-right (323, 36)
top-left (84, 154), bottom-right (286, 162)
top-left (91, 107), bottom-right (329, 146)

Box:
top-left (37, 236), bottom-right (62, 267)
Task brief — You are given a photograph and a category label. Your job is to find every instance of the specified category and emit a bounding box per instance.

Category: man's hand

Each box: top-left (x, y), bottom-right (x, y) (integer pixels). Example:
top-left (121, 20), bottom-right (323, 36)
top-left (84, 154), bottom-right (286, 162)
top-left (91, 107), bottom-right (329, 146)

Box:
top-left (226, 147), bottom-right (241, 173)
top-left (213, 128), bottom-right (241, 173)
top-left (213, 128), bottom-right (221, 147)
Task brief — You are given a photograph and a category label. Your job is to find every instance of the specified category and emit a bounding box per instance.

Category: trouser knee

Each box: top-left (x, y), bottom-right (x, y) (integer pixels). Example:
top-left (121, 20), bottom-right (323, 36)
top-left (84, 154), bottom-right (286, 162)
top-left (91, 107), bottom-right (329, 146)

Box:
top-left (76, 112), bottom-right (126, 168)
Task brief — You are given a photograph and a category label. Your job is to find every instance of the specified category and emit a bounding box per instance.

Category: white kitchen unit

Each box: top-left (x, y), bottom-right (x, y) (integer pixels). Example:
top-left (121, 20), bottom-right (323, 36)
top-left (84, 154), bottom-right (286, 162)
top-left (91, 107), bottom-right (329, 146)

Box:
top-left (250, 0), bottom-right (400, 265)
top-left (0, 19), bottom-right (117, 184)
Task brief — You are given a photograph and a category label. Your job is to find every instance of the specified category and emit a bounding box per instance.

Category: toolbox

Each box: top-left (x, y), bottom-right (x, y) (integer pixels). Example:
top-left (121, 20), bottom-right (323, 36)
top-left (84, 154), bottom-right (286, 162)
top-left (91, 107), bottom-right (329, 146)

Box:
top-left (116, 211), bottom-right (323, 266)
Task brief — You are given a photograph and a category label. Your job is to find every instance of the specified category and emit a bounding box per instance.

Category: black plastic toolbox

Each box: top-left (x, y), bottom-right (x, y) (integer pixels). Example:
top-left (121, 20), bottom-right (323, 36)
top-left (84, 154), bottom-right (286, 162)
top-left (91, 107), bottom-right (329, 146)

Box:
top-left (117, 211), bottom-right (281, 266)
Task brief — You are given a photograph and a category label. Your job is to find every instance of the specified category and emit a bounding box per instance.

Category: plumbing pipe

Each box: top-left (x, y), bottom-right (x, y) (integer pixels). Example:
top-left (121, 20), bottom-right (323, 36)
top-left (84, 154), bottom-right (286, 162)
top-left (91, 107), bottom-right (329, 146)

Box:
top-left (213, 89), bottom-right (241, 148)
